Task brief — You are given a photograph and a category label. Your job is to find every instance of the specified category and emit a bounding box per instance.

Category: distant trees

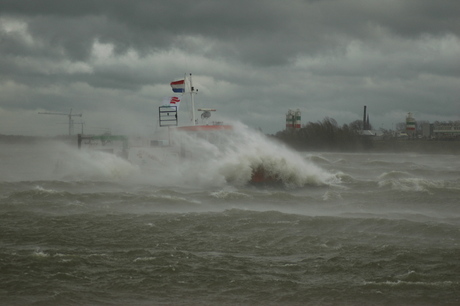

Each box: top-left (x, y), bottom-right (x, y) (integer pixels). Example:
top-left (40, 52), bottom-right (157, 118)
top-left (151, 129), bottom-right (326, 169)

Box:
top-left (395, 122), bottom-right (406, 131)
top-left (273, 117), bottom-right (372, 151)
top-left (271, 118), bottom-right (460, 152)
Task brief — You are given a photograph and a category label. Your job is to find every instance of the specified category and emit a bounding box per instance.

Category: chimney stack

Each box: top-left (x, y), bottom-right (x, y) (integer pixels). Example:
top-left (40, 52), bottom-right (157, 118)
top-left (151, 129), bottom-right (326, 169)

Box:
top-left (363, 105), bottom-right (367, 130)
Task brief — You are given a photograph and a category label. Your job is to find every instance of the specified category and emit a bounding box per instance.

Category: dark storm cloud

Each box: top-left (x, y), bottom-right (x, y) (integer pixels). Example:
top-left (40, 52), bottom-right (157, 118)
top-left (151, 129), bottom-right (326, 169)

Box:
top-left (0, 0), bottom-right (459, 135)
top-left (1, 0), bottom-right (286, 64)
top-left (3, 0), bottom-right (456, 64)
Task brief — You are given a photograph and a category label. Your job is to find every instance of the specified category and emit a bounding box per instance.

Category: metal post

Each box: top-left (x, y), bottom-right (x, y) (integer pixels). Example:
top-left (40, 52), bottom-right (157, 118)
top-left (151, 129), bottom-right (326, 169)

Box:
top-left (77, 134), bottom-right (82, 149)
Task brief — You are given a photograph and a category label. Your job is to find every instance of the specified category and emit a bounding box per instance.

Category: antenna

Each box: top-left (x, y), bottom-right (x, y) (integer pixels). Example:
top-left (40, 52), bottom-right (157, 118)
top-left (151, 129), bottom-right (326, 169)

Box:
top-left (38, 108), bottom-right (83, 136)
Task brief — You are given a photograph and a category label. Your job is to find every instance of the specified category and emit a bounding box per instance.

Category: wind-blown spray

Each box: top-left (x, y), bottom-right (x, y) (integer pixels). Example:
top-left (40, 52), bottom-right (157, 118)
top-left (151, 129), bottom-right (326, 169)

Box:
top-left (129, 121), bottom-right (339, 188)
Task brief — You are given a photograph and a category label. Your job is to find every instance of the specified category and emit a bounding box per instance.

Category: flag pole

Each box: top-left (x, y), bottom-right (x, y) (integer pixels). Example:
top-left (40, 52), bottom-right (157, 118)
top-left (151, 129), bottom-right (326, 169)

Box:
top-left (189, 73), bottom-right (196, 125)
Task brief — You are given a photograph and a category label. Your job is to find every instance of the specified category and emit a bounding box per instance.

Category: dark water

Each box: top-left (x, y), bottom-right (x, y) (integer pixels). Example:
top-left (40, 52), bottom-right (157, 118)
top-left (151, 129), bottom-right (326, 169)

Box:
top-left (1, 141), bottom-right (459, 305)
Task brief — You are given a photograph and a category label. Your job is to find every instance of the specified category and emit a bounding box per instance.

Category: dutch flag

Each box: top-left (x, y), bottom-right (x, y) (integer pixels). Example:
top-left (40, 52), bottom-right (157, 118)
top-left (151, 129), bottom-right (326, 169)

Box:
top-left (170, 80), bottom-right (185, 93)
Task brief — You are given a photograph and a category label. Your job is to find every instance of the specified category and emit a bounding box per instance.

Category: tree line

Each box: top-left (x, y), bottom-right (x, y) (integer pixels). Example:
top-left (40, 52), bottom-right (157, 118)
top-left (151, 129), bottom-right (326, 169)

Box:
top-left (271, 117), bottom-right (373, 151)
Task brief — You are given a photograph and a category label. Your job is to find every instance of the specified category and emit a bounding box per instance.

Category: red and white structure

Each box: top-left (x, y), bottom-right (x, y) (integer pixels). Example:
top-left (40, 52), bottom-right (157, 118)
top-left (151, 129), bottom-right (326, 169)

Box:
top-left (286, 109), bottom-right (301, 130)
top-left (406, 112), bottom-right (416, 137)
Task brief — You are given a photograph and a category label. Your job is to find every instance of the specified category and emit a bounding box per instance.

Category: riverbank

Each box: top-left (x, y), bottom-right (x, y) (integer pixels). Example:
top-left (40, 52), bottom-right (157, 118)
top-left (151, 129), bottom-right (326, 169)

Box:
top-left (369, 139), bottom-right (460, 154)
top-left (2, 134), bottom-right (460, 155)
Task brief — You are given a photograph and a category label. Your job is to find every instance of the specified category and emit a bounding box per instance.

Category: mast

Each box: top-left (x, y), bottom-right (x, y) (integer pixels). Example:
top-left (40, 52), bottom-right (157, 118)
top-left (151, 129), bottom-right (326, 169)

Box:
top-left (188, 73), bottom-right (196, 125)
top-left (169, 73), bottom-right (198, 126)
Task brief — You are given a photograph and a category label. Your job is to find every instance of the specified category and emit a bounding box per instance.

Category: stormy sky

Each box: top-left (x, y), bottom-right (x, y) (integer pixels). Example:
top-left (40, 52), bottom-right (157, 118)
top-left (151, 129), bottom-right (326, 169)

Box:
top-left (0, 0), bottom-right (459, 136)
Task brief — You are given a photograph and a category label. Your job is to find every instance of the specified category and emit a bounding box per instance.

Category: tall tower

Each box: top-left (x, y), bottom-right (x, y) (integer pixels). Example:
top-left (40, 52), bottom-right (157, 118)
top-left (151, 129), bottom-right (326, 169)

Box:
top-left (294, 109), bottom-right (301, 129)
top-left (406, 112), bottom-right (416, 138)
top-left (286, 110), bottom-right (294, 130)
top-left (286, 109), bottom-right (301, 130)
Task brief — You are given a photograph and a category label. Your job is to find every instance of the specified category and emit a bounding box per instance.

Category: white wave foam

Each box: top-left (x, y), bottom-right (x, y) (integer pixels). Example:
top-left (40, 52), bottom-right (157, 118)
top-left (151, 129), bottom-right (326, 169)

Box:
top-left (378, 177), bottom-right (446, 193)
top-left (378, 171), bottom-right (413, 180)
top-left (189, 122), bottom-right (339, 187)
top-left (322, 190), bottom-right (344, 201)
top-left (33, 248), bottom-right (50, 258)
top-left (364, 280), bottom-right (454, 287)
top-left (210, 190), bottom-right (251, 200)
top-left (133, 257), bottom-right (157, 262)
top-left (34, 185), bottom-right (58, 193)
top-left (126, 121), bottom-right (339, 188)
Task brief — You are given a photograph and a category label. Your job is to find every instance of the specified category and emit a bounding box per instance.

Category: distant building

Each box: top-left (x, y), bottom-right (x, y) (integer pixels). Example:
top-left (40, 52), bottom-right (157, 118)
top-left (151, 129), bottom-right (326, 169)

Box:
top-left (421, 123), bottom-right (433, 138)
top-left (432, 123), bottom-right (460, 139)
top-left (421, 122), bottom-right (460, 139)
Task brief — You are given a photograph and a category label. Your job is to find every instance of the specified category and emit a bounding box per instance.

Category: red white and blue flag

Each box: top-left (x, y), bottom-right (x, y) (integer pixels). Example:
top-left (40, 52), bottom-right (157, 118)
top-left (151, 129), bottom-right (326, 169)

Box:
top-left (162, 96), bottom-right (181, 109)
top-left (170, 79), bottom-right (185, 93)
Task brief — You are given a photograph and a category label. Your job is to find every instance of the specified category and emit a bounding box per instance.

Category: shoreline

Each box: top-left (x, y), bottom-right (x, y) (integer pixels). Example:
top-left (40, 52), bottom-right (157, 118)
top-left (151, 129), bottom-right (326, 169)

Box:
top-left (1, 134), bottom-right (460, 155)
top-left (283, 138), bottom-right (460, 155)
top-left (368, 139), bottom-right (460, 155)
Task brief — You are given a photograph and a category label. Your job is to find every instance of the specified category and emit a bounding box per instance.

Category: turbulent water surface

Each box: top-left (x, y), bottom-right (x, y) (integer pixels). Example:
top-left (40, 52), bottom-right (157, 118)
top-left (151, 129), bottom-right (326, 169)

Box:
top-left (1, 132), bottom-right (459, 305)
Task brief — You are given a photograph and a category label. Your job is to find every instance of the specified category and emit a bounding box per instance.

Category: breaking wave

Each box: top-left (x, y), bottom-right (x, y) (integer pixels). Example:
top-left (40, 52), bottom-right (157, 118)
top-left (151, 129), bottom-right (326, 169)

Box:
top-left (127, 122), bottom-right (340, 188)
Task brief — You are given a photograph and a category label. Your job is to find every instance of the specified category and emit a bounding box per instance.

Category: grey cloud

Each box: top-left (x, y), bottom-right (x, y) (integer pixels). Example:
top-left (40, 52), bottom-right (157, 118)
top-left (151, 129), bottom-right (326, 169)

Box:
top-left (0, 0), bottom-right (459, 135)
top-left (2, 0), bottom-right (459, 65)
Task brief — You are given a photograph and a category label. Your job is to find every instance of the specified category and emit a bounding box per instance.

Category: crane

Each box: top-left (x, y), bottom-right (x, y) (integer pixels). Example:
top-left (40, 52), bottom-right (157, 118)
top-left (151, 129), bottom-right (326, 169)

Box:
top-left (74, 121), bottom-right (85, 135)
top-left (38, 109), bottom-right (82, 136)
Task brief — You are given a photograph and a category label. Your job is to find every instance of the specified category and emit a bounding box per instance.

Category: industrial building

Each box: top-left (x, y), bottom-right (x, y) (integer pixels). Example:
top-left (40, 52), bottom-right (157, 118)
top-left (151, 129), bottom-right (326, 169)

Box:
top-left (422, 122), bottom-right (460, 139)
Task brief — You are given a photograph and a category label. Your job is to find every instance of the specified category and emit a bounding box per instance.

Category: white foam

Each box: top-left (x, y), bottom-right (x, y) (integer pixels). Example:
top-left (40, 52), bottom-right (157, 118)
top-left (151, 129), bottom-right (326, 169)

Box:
top-left (144, 121), bottom-right (340, 188)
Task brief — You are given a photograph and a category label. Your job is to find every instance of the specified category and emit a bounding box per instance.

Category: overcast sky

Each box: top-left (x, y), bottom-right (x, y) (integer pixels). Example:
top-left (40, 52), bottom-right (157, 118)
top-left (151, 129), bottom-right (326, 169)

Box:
top-left (1, 0), bottom-right (459, 136)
